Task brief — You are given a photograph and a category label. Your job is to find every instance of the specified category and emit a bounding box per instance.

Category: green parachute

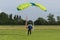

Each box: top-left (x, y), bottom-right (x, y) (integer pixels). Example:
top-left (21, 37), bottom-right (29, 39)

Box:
top-left (17, 3), bottom-right (47, 11)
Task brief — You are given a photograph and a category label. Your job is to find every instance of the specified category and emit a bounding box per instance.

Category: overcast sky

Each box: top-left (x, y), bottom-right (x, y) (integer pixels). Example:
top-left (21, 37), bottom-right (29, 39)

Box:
top-left (0, 0), bottom-right (60, 21)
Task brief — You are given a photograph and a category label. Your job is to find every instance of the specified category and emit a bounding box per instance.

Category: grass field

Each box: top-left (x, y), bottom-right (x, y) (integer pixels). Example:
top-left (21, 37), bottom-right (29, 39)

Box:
top-left (0, 25), bottom-right (60, 40)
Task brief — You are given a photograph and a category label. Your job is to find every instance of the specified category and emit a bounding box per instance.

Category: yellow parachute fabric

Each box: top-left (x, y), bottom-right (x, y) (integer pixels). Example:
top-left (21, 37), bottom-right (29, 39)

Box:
top-left (35, 3), bottom-right (47, 11)
top-left (17, 3), bottom-right (32, 10)
top-left (17, 3), bottom-right (47, 11)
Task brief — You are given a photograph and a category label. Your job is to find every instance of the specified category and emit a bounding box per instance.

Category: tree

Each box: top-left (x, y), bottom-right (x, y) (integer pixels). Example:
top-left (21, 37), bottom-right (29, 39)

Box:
top-left (8, 14), bottom-right (14, 25)
top-left (9, 14), bottom-right (12, 20)
top-left (0, 12), bottom-right (9, 24)
top-left (13, 15), bottom-right (19, 24)
top-left (13, 15), bottom-right (25, 25)
top-left (18, 16), bottom-right (25, 25)
top-left (57, 16), bottom-right (60, 24)
top-left (34, 17), bottom-right (48, 25)
top-left (47, 13), bottom-right (56, 25)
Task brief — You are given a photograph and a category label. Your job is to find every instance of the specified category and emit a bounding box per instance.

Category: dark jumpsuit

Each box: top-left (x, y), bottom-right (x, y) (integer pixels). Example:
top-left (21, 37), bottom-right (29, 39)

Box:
top-left (28, 25), bottom-right (33, 35)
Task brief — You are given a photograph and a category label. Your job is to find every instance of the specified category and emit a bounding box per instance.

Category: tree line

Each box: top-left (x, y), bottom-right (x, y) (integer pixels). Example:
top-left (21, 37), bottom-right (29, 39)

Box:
top-left (0, 12), bottom-right (60, 25)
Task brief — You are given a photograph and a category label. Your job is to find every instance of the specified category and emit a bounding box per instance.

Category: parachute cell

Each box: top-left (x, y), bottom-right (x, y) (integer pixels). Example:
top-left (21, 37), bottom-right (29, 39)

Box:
top-left (35, 3), bottom-right (47, 11)
top-left (17, 3), bottom-right (32, 10)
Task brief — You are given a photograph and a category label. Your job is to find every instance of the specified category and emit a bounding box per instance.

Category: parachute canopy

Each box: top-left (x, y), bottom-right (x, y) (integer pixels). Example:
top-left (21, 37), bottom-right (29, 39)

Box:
top-left (17, 3), bottom-right (47, 11)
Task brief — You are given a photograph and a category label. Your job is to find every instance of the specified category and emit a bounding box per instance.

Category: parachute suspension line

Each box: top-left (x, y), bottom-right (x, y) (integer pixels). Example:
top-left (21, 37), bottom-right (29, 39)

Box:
top-left (25, 16), bottom-right (28, 29)
top-left (31, 0), bottom-right (33, 2)
top-left (30, 0), bottom-right (35, 31)
top-left (33, 21), bottom-right (34, 31)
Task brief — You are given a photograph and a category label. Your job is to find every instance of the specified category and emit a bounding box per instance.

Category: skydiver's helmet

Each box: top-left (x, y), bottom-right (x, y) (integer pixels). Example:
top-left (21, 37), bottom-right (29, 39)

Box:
top-left (28, 24), bottom-right (32, 27)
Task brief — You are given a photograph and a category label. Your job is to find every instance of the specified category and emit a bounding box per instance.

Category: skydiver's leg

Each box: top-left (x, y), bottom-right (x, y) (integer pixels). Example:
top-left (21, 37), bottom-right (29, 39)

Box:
top-left (30, 30), bottom-right (31, 35)
top-left (28, 30), bottom-right (29, 35)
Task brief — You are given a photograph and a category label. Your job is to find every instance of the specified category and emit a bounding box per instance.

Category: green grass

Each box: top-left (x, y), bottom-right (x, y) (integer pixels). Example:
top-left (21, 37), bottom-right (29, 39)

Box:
top-left (0, 25), bottom-right (60, 40)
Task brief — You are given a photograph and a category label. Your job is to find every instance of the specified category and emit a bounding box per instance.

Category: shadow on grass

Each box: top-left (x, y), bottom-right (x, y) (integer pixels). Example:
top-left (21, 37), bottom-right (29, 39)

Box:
top-left (0, 34), bottom-right (19, 35)
top-left (0, 34), bottom-right (25, 36)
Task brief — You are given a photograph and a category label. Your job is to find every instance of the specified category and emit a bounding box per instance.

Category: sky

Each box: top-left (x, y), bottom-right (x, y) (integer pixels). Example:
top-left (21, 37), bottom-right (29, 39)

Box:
top-left (0, 0), bottom-right (60, 21)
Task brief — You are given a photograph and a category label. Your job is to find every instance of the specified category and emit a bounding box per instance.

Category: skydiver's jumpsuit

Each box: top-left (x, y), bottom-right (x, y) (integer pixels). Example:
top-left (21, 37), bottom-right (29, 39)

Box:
top-left (27, 25), bottom-right (33, 35)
